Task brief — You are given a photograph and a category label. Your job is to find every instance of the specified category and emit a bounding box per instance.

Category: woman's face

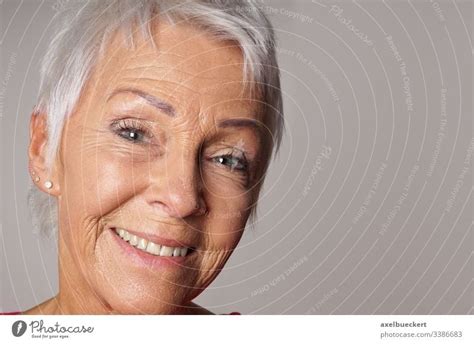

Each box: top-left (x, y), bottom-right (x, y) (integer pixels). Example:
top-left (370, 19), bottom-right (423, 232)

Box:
top-left (47, 22), bottom-right (267, 313)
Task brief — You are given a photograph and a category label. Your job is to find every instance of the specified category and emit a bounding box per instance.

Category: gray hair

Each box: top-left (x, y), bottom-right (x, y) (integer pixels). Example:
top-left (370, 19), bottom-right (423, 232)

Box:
top-left (28, 0), bottom-right (284, 238)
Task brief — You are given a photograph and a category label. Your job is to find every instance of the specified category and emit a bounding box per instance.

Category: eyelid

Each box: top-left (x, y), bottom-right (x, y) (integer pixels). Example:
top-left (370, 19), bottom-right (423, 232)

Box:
top-left (111, 117), bottom-right (153, 130)
top-left (208, 147), bottom-right (250, 171)
top-left (110, 118), bottom-right (155, 143)
top-left (207, 144), bottom-right (246, 157)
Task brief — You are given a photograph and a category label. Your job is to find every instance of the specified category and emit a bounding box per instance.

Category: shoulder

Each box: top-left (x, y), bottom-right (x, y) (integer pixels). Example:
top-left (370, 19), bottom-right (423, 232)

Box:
top-left (22, 297), bottom-right (58, 315)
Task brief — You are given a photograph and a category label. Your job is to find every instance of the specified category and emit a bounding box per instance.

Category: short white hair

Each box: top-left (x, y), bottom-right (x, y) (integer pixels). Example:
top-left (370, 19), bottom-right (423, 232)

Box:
top-left (28, 0), bottom-right (284, 237)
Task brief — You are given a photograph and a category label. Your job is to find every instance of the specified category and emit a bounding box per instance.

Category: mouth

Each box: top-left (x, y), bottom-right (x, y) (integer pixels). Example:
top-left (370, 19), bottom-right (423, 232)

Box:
top-left (112, 227), bottom-right (195, 258)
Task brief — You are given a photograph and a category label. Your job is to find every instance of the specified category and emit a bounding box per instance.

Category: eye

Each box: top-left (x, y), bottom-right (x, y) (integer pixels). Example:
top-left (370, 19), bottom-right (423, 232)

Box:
top-left (111, 118), bottom-right (152, 144)
top-left (120, 128), bottom-right (145, 142)
top-left (213, 153), bottom-right (248, 172)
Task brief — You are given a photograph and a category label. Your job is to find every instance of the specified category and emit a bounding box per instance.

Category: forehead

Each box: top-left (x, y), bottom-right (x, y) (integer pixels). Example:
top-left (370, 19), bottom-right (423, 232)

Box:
top-left (92, 20), bottom-right (259, 116)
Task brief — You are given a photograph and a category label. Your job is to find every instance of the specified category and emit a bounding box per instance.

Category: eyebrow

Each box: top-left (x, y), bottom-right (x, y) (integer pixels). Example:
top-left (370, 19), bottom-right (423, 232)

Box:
top-left (107, 87), bottom-right (176, 117)
top-left (107, 87), bottom-right (262, 133)
top-left (217, 118), bottom-right (263, 132)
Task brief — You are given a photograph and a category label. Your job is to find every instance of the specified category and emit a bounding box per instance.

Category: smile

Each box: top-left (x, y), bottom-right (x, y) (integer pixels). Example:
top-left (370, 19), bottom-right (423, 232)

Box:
top-left (114, 228), bottom-right (190, 257)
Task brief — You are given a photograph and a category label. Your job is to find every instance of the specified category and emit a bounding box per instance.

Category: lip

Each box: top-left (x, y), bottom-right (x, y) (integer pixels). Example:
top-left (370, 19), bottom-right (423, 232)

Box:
top-left (109, 228), bottom-right (193, 270)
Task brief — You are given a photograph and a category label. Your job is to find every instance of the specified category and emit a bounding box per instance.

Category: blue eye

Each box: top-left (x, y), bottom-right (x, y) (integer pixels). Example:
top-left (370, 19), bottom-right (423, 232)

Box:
top-left (119, 128), bottom-right (146, 142)
top-left (111, 119), bottom-right (151, 144)
top-left (214, 154), bottom-right (248, 172)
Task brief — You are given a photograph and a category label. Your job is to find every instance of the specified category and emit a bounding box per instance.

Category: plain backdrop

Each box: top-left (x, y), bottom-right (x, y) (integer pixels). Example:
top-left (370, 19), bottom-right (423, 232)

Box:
top-left (1, 0), bottom-right (472, 314)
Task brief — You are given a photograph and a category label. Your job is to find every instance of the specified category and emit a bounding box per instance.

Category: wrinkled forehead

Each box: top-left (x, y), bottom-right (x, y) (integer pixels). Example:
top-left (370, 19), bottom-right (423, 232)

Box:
top-left (89, 19), bottom-right (263, 120)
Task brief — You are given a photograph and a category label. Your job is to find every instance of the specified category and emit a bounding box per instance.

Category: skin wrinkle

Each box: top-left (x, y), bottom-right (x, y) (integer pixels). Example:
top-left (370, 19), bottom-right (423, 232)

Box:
top-left (109, 80), bottom-right (201, 129)
top-left (58, 222), bottom-right (109, 314)
top-left (142, 27), bottom-right (245, 81)
top-left (117, 77), bottom-right (199, 99)
top-left (108, 90), bottom-right (177, 117)
top-left (26, 20), bottom-right (270, 314)
top-left (117, 34), bottom-right (249, 100)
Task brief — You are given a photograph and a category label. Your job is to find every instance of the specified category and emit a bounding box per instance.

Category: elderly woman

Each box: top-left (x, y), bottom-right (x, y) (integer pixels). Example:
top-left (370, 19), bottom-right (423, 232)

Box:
top-left (23, 0), bottom-right (282, 315)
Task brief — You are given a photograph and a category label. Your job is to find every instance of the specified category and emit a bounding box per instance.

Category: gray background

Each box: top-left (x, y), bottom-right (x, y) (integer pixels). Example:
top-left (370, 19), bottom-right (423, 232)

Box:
top-left (1, 0), bottom-right (472, 314)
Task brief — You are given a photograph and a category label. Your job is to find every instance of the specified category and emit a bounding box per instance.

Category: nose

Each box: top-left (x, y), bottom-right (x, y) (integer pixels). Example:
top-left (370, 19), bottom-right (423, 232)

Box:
top-left (147, 149), bottom-right (206, 219)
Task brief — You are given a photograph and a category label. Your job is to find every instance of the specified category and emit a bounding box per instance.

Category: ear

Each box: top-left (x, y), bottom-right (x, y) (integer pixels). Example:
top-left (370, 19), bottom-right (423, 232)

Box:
top-left (28, 111), bottom-right (61, 197)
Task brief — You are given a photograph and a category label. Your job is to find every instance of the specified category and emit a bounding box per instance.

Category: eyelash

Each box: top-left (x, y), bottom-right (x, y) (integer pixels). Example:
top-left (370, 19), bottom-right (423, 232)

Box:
top-left (211, 151), bottom-right (249, 174)
top-left (111, 119), bottom-right (250, 174)
top-left (111, 118), bottom-right (153, 144)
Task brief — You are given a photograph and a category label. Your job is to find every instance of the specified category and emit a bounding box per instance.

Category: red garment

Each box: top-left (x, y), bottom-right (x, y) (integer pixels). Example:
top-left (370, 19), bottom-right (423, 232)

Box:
top-left (1, 311), bottom-right (240, 315)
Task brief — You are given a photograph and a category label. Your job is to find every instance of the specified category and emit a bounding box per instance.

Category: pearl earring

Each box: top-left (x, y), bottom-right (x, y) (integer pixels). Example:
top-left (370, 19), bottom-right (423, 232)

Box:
top-left (44, 180), bottom-right (53, 189)
top-left (31, 170), bottom-right (40, 182)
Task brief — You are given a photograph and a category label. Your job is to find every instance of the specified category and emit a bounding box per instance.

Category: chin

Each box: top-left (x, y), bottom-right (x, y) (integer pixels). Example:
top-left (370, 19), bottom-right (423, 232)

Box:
top-left (109, 296), bottom-right (185, 315)
top-left (93, 275), bottom-right (191, 314)
top-left (88, 236), bottom-right (193, 314)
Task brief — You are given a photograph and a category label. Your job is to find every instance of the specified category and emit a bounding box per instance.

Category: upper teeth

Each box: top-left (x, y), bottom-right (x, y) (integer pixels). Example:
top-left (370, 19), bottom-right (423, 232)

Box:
top-left (115, 228), bottom-right (189, 257)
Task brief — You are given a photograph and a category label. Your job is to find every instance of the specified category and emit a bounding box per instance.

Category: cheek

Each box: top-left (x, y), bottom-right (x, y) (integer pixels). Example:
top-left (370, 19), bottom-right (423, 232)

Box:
top-left (62, 148), bottom-right (142, 220)
top-left (59, 146), bottom-right (139, 267)
top-left (200, 162), bottom-right (254, 245)
top-left (198, 184), bottom-right (251, 271)
top-left (203, 174), bottom-right (253, 228)
top-left (204, 215), bottom-right (247, 250)
top-left (192, 212), bottom-right (249, 294)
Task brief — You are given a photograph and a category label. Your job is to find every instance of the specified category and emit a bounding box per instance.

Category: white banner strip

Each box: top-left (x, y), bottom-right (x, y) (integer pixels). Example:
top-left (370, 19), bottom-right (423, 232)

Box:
top-left (1, 315), bottom-right (472, 344)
